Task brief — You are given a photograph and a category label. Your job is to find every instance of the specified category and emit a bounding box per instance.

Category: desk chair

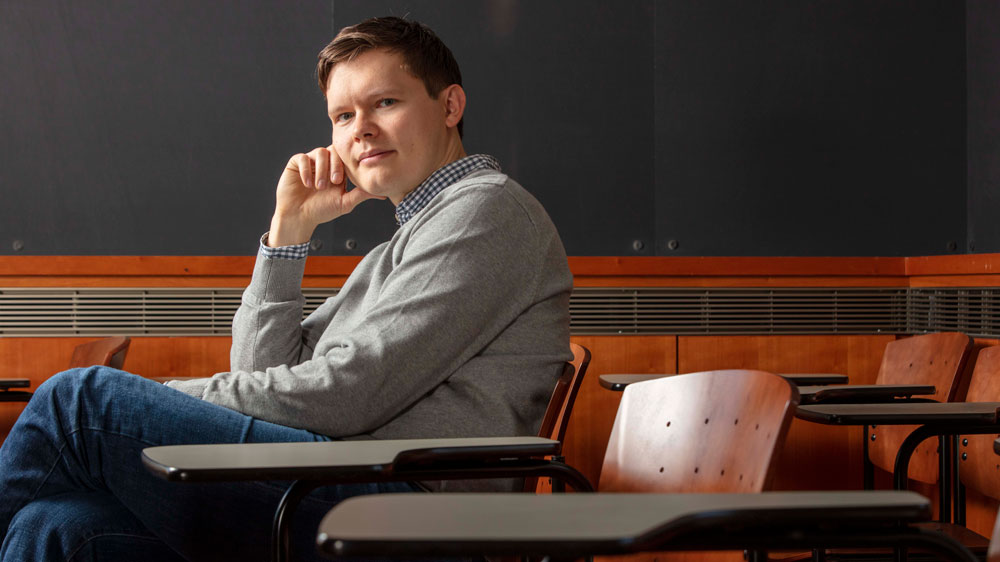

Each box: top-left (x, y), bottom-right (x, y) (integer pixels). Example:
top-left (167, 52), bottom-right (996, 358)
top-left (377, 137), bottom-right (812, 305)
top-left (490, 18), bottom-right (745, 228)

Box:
top-left (319, 491), bottom-right (976, 562)
top-left (527, 343), bottom-right (590, 493)
top-left (143, 344), bottom-right (592, 562)
top-left (316, 369), bottom-right (835, 561)
top-left (0, 336), bottom-right (132, 403)
top-left (327, 369), bottom-right (800, 561)
top-left (68, 335), bottom-right (131, 370)
top-left (779, 345), bottom-right (1000, 562)
top-left (314, 432), bottom-right (1000, 562)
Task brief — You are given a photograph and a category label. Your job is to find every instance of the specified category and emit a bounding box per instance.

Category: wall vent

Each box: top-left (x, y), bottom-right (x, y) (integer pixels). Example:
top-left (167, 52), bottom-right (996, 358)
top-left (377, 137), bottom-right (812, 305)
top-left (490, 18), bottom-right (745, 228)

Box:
top-left (1, 286), bottom-right (999, 338)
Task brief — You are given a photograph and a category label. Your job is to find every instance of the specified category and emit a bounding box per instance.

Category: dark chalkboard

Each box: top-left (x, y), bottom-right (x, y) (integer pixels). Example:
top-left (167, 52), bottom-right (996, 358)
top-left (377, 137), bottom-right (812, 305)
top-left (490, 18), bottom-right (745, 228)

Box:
top-left (0, 0), bottom-right (972, 256)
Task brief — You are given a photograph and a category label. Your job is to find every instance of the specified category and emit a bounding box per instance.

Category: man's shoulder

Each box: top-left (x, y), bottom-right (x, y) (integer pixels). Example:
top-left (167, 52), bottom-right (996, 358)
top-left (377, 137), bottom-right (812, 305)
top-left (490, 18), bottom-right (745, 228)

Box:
top-left (436, 170), bottom-right (547, 221)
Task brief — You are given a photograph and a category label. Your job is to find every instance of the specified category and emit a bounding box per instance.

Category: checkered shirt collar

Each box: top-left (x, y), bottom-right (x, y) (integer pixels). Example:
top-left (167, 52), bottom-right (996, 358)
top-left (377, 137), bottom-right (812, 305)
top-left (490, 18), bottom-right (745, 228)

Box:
top-left (394, 154), bottom-right (500, 226)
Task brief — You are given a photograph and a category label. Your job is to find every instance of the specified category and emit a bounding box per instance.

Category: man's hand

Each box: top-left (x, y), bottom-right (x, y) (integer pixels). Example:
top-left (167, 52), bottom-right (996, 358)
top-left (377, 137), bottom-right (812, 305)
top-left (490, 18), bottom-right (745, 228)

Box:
top-left (268, 146), bottom-right (384, 247)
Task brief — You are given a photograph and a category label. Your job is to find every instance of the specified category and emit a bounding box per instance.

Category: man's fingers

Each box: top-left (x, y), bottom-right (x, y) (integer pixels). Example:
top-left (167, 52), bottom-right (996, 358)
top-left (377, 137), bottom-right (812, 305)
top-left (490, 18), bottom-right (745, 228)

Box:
top-left (329, 145), bottom-right (344, 185)
top-left (312, 148), bottom-right (331, 189)
top-left (293, 153), bottom-right (313, 188)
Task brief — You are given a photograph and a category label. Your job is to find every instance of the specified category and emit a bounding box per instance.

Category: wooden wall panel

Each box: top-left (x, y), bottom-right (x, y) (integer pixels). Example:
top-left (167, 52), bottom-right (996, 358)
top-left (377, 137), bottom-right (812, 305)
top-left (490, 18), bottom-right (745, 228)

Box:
top-left (678, 335), bottom-right (894, 491)
top-left (564, 335), bottom-right (677, 488)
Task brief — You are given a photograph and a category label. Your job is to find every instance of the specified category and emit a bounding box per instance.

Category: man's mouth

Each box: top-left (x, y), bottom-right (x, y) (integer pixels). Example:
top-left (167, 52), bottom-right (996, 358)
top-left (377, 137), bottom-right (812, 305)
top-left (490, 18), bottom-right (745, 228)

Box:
top-left (359, 149), bottom-right (393, 164)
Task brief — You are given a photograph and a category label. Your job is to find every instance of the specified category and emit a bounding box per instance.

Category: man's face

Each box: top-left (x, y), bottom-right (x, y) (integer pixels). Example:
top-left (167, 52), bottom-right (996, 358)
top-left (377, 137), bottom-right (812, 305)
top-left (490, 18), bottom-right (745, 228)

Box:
top-left (326, 48), bottom-right (454, 205)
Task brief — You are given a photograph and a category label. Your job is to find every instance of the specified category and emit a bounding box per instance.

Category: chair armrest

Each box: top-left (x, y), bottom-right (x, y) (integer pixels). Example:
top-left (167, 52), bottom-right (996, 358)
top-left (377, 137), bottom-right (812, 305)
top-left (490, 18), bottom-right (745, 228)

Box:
top-left (0, 378), bottom-right (32, 402)
top-left (316, 491), bottom-right (956, 559)
top-left (142, 436), bottom-right (562, 483)
top-left (779, 373), bottom-right (849, 385)
top-left (600, 373), bottom-right (849, 392)
top-left (797, 384), bottom-right (936, 405)
top-left (598, 374), bottom-right (671, 391)
top-left (0, 378), bottom-right (30, 389)
top-left (796, 402), bottom-right (1000, 426)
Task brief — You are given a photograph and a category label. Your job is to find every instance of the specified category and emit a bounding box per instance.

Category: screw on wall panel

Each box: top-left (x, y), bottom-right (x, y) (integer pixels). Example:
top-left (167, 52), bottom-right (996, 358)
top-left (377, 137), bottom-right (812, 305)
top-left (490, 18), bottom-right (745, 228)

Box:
top-left (963, 438), bottom-right (968, 446)
top-left (870, 434), bottom-right (877, 441)
top-left (12, 240), bottom-right (24, 252)
top-left (632, 239), bottom-right (645, 252)
top-left (309, 239), bottom-right (323, 251)
top-left (345, 239), bottom-right (357, 250)
top-left (947, 241), bottom-right (958, 252)
top-left (667, 239), bottom-right (679, 251)
top-left (970, 240), bottom-right (976, 251)
top-left (962, 452), bottom-right (968, 461)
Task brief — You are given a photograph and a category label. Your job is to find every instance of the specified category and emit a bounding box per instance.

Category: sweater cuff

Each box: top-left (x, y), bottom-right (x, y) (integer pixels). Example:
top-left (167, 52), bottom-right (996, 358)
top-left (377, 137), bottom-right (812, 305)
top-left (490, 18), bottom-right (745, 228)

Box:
top-left (246, 244), bottom-right (307, 304)
top-left (259, 232), bottom-right (310, 260)
top-left (164, 378), bottom-right (209, 399)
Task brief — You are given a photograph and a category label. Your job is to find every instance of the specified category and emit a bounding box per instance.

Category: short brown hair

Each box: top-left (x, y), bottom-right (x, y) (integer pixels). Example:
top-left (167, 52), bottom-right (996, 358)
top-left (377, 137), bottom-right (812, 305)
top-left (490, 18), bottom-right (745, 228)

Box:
top-left (317, 17), bottom-right (464, 136)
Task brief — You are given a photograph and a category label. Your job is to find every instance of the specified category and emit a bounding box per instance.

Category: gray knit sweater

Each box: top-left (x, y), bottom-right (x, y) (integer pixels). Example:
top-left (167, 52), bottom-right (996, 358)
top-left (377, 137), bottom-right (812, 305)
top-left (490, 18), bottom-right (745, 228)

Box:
top-left (168, 170), bottom-right (572, 483)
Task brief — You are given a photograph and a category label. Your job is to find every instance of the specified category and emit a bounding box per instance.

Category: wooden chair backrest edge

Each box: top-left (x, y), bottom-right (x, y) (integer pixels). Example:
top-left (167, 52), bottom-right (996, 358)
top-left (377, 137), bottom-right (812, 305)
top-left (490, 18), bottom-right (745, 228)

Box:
top-left (598, 369), bottom-right (799, 494)
top-left (525, 343), bottom-right (592, 493)
top-left (869, 332), bottom-right (973, 484)
top-left (958, 345), bottom-right (1000, 500)
top-left (69, 336), bottom-right (132, 370)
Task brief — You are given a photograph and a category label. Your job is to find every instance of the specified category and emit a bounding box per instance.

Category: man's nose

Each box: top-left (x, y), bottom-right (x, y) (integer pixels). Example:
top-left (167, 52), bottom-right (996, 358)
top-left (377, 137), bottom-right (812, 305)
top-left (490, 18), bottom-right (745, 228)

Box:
top-left (352, 112), bottom-right (377, 140)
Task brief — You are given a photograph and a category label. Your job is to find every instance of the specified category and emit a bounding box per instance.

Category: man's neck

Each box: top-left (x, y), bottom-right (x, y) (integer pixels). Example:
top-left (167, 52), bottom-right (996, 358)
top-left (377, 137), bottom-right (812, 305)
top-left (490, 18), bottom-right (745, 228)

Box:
top-left (391, 141), bottom-right (467, 205)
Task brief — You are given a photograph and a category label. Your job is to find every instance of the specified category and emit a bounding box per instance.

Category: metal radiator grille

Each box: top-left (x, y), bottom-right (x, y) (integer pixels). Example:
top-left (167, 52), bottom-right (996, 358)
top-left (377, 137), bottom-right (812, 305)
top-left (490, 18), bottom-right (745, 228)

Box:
top-left (0, 288), bottom-right (337, 336)
top-left (906, 289), bottom-right (1000, 338)
top-left (569, 288), bottom-right (908, 335)
top-left (1, 287), bottom-right (999, 338)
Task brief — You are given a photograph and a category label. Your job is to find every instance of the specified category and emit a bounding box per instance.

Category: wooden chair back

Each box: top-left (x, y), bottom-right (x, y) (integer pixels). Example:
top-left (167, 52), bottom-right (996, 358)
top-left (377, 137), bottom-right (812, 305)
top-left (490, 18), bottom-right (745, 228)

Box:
top-left (525, 343), bottom-right (591, 493)
top-left (868, 332), bottom-right (973, 484)
top-left (990, 508), bottom-right (1000, 562)
top-left (536, 343), bottom-right (591, 443)
top-left (598, 369), bottom-right (799, 494)
top-left (69, 336), bottom-right (131, 370)
top-left (958, 346), bottom-right (1000, 500)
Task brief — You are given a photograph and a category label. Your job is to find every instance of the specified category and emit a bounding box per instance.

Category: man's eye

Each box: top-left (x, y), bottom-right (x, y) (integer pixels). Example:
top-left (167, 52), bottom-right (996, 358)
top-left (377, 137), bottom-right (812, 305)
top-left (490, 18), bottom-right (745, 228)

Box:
top-left (377, 98), bottom-right (397, 108)
top-left (336, 112), bottom-right (353, 123)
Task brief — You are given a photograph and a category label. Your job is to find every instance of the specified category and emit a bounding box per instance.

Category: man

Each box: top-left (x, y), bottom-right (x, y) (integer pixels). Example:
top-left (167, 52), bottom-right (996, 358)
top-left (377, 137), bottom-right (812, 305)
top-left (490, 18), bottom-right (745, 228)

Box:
top-left (0, 16), bottom-right (571, 562)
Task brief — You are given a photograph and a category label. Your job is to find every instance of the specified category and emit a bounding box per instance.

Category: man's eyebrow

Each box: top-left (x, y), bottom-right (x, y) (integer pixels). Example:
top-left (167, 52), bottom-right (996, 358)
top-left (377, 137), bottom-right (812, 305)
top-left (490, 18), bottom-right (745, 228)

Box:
top-left (327, 88), bottom-right (406, 114)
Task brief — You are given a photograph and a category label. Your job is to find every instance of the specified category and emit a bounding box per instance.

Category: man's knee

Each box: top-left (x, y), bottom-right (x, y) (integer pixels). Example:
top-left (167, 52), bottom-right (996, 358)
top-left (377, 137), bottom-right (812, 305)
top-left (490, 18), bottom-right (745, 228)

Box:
top-left (2, 493), bottom-right (172, 562)
top-left (28, 367), bottom-right (148, 428)
top-left (37, 366), bottom-right (140, 400)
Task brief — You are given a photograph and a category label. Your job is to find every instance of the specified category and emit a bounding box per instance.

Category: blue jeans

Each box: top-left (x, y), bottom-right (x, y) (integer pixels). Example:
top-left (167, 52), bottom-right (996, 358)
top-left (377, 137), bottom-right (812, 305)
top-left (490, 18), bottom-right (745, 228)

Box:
top-left (0, 367), bottom-right (421, 562)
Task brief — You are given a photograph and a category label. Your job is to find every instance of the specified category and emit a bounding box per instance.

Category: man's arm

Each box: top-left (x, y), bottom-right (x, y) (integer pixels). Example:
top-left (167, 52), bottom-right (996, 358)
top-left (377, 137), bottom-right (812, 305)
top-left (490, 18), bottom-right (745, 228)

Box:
top-left (169, 147), bottom-right (380, 381)
top-left (171, 179), bottom-right (567, 438)
top-left (268, 145), bottom-right (381, 246)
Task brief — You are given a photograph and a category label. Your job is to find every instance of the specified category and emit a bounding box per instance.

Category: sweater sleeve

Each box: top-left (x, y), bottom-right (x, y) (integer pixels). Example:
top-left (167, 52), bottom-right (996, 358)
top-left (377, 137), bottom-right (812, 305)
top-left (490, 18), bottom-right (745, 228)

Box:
top-left (166, 247), bottom-right (320, 399)
top-left (177, 181), bottom-right (555, 437)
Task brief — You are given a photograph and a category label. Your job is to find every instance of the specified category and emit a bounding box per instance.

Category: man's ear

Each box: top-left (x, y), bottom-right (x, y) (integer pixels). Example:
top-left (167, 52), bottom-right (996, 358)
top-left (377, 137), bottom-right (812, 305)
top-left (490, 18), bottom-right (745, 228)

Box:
top-left (441, 84), bottom-right (466, 129)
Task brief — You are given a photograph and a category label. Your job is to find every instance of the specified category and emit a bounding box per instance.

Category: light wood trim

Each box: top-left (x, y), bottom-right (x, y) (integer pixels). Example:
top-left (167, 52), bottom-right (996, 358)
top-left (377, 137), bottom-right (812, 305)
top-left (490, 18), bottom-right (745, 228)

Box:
top-left (0, 255), bottom-right (997, 291)
top-left (905, 254), bottom-right (1000, 276)
top-left (908, 275), bottom-right (1000, 287)
top-left (573, 276), bottom-right (910, 287)
top-left (0, 256), bottom-right (907, 277)
top-left (0, 276), bottom-right (352, 288)
top-left (568, 256), bottom-right (906, 277)
top-left (0, 256), bottom-right (363, 277)
top-left (4, 254), bottom-right (1000, 280)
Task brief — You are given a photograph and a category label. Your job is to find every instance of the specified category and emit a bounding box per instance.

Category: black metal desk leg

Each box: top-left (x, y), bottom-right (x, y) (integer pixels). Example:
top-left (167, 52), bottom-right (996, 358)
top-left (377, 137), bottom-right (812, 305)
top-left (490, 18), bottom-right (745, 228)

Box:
top-left (272, 480), bottom-right (323, 562)
top-left (939, 435), bottom-right (951, 523)
top-left (954, 435), bottom-right (965, 526)
top-left (550, 455), bottom-right (566, 493)
top-left (863, 425), bottom-right (874, 490)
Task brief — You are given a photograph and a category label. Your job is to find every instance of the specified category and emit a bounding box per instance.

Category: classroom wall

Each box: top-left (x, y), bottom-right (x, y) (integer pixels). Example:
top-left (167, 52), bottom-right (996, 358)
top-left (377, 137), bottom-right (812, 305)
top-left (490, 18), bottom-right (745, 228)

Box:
top-left (1, 0), bottom-right (992, 257)
top-left (967, 0), bottom-right (1000, 254)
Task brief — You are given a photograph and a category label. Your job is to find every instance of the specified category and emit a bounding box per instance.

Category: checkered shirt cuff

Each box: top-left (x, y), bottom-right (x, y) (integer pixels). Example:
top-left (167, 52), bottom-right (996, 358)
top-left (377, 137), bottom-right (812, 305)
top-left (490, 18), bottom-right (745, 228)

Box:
top-left (259, 232), bottom-right (309, 260)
